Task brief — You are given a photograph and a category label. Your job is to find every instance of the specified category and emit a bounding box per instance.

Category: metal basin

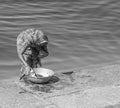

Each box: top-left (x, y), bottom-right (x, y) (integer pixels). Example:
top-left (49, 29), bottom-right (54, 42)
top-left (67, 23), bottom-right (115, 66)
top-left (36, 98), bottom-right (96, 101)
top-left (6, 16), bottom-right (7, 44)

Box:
top-left (26, 68), bottom-right (54, 84)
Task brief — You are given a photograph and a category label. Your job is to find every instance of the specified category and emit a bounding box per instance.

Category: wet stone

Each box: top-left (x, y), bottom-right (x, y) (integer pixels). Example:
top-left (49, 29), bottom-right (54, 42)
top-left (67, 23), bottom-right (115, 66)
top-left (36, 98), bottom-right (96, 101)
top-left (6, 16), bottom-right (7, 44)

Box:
top-left (17, 72), bottom-right (76, 94)
top-left (16, 69), bottom-right (96, 100)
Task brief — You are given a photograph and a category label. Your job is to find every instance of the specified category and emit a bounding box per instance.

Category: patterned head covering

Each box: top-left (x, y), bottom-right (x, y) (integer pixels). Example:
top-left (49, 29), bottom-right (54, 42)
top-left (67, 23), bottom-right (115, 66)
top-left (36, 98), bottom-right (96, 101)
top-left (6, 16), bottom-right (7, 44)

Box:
top-left (17, 28), bottom-right (48, 54)
top-left (25, 28), bottom-right (48, 44)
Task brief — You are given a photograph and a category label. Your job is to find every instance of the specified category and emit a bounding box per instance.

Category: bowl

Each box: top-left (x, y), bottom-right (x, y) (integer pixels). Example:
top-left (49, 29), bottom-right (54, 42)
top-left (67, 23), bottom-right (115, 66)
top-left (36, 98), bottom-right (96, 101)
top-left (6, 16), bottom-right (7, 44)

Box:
top-left (34, 68), bottom-right (54, 77)
top-left (26, 68), bottom-right (54, 84)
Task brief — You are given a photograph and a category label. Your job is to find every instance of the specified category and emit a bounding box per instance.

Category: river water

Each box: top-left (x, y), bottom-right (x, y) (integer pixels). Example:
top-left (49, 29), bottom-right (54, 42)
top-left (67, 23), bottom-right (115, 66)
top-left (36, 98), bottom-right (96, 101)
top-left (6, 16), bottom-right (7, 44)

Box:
top-left (0, 0), bottom-right (120, 79)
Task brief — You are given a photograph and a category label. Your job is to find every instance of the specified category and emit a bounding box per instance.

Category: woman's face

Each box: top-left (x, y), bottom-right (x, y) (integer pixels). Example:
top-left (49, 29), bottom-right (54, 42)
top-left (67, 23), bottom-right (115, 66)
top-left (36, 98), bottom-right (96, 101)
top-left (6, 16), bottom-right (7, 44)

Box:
top-left (38, 42), bottom-right (49, 58)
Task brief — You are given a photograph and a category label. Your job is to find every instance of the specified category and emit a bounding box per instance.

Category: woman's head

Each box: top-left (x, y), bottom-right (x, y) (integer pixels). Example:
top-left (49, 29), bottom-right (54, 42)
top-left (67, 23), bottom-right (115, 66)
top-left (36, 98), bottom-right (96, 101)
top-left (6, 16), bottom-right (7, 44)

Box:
top-left (35, 30), bottom-right (49, 58)
top-left (35, 29), bottom-right (48, 46)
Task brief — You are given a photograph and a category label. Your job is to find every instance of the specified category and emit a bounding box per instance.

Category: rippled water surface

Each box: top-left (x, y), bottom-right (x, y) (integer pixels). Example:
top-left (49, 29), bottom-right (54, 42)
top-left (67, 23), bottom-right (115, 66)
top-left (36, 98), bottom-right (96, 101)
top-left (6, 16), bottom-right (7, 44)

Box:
top-left (1, 0), bottom-right (120, 79)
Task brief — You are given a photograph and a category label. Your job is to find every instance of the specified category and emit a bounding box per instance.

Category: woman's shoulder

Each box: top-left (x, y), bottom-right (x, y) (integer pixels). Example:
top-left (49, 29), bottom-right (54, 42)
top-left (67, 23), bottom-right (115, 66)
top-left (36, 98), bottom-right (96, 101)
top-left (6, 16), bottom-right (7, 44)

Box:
top-left (17, 28), bottom-right (34, 43)
top-left (17, 28), bottom-right (46, 45)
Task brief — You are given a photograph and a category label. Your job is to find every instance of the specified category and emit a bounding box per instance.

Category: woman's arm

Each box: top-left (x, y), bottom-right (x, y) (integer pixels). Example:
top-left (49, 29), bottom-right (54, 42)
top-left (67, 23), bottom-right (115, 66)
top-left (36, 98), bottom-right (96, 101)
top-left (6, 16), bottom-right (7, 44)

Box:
top-left (18, 45), bottom-right (29, 67)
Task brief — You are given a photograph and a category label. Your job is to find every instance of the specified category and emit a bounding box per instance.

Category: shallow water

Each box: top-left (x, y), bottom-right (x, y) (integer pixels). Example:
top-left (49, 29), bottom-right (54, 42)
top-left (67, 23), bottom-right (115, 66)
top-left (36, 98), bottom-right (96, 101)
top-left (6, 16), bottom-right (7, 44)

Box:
top-left (1, 0), bottom-right (120, 79)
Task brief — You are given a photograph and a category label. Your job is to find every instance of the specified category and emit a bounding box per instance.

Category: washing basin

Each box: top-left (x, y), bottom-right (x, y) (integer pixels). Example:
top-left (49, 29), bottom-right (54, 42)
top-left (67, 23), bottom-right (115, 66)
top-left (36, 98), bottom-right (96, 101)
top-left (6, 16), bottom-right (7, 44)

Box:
top-left (26, 68), bottom-right (54, 84)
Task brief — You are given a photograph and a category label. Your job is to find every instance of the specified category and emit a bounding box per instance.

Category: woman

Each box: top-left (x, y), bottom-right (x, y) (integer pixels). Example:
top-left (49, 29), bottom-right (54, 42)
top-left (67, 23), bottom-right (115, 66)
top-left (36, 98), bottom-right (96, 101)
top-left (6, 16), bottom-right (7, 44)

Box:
top-left (17, 28), bottom-right (49, 80)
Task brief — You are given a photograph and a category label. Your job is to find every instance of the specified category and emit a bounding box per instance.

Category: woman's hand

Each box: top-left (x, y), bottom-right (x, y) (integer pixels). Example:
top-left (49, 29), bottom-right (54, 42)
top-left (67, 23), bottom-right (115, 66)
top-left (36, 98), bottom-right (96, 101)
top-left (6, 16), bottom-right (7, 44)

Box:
top-left (25, 65), bottom-right (31, 75)
top-left (19, 65), bottom-right (31, 80)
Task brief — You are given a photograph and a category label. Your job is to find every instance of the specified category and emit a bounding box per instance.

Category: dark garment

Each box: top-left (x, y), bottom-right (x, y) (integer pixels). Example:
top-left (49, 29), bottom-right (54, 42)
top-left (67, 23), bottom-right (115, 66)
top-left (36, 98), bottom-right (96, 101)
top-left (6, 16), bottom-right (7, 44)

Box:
top-left (25, 46), bottom-right (40, 68)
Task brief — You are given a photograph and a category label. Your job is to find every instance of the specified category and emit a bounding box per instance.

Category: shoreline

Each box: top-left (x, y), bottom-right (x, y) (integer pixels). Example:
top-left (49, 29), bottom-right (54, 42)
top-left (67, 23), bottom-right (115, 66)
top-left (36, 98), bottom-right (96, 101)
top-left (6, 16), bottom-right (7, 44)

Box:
top-left (1, 62), bottom-right (120, 108)
top-left (1, 60), bottom-right (120, 81)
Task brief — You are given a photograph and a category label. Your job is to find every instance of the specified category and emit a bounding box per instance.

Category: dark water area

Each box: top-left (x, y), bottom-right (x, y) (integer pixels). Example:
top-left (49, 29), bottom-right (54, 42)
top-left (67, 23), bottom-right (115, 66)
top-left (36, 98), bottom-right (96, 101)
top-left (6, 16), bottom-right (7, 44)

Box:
top-left (1, 0), bottom-right (120, 79)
